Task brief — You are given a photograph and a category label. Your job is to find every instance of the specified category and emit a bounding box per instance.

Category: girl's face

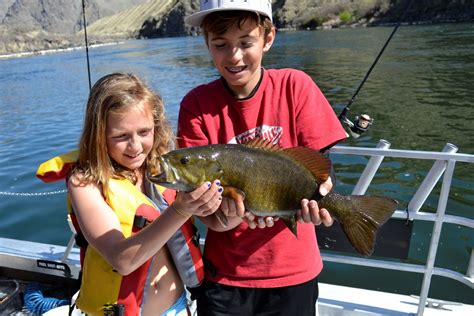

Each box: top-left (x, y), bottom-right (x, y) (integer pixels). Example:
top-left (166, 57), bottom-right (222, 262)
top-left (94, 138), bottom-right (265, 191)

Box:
top-left (207, 18), bottom-right (275, 99)
top-left (106, 102), bottom-right (154, 171)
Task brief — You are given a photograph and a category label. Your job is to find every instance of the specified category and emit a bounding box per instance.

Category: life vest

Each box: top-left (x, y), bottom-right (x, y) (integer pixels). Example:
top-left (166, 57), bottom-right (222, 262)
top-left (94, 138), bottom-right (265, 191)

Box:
top-left (37, 151), bottom-right (204, 316)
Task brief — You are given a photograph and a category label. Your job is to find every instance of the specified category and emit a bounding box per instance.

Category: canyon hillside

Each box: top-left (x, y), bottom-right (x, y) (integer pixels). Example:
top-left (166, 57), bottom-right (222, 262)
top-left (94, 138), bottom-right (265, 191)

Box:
top-left (1, 0), bottom-right (473, 55)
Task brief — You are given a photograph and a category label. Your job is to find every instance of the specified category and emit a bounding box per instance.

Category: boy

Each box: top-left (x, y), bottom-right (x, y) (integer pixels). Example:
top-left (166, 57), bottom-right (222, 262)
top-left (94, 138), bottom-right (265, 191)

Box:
top-left (178, 1), bottom-right (347, 314)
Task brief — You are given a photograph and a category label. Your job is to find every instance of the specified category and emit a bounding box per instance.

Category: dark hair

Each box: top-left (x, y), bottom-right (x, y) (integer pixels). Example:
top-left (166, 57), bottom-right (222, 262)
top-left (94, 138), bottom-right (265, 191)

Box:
top-left (201, 11), bottom-right (274, 44)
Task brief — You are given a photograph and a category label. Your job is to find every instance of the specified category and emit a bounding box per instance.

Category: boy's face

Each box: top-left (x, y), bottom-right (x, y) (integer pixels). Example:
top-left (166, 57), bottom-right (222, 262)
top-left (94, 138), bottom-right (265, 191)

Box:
top-left (207, 18), bottom-right (275, 99)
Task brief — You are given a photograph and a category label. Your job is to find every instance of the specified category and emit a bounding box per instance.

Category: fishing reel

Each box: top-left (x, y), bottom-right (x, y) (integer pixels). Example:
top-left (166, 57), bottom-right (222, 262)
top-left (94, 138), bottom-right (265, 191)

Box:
top-left (340, 113), bottom-right (373, 139)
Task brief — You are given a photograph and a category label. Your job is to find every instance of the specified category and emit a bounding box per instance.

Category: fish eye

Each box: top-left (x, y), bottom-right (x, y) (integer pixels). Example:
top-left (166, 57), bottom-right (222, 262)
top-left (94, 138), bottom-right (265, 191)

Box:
top-left (180, 157), bottom-right (189, 165)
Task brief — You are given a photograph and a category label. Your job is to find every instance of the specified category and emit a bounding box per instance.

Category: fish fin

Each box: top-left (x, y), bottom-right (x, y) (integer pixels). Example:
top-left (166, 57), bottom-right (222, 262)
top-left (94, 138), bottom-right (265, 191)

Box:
top-left (283, 147), bottom-right (331, 183)
top-left (215, 209), bottom-right (228, 227)
top-left (281, 216), bottom-right (298, 238)
top-left (244, 138), bottom-right (282, 152)
top-left (222, 186), bottom-right (246, 201)
top-left (338, 195), bottom-right (398, 256)
top-left (244, 139), bottom-right (331, 183)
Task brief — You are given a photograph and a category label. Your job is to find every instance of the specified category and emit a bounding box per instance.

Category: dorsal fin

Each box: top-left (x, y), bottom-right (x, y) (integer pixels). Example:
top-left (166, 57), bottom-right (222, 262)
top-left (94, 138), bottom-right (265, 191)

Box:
top-left (244, 138), bottom-right (282, 152)
top-left (243, 138), bottom-right (331, 183)
top-left (283, 147), bottom-right (331, 183)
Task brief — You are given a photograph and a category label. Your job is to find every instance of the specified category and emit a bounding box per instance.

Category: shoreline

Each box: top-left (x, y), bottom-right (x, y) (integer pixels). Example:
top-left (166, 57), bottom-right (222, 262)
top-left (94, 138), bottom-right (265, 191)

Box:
top-left (1, 19), bottom-right (472, 60)
top-left (0, 41), bottom-right (123, 60)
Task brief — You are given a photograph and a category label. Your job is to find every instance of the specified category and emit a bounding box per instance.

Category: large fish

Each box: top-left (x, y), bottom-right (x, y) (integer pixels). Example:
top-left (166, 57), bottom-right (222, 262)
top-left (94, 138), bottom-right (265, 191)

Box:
top-left (149, 139), bottom-right (397, 256)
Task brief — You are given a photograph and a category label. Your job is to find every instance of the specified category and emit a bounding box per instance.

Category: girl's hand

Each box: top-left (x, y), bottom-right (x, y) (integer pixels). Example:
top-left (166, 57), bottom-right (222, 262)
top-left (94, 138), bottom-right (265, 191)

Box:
top-left (172, 180), bottom-right (222, 217)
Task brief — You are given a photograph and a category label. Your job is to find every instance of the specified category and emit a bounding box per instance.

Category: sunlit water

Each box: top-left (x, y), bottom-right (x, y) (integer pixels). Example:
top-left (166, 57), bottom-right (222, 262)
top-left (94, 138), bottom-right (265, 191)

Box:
top-left (0, 23), bottom-right (473, 303)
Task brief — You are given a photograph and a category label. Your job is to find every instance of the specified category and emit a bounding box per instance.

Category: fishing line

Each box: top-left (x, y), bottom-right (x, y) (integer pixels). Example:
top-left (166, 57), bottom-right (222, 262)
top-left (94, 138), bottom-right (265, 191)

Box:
top-left (82, 0), bottom-right (92, 91)
top-left (339, 0), bottom-right (415, 138)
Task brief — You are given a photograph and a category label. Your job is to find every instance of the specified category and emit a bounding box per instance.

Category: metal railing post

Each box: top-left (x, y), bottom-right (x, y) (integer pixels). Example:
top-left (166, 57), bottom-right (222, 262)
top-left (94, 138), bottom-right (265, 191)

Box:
top-left (61, 233), bottom-right (76, 262)
top-left (467, 249), bottom-right (474, 279)
top-left (417, 159), bottom-right (456, 315)
top-left (408, 143), bottom-right (458, 213)
top-left (352, 139), bottom-right (391, 195)
top-left (61, 214), bottom-right (77, 262)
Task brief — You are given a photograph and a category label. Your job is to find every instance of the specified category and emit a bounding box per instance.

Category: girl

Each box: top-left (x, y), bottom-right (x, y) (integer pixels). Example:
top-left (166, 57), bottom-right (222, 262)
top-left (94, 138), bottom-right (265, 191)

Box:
top-left (67, 73), bottom-right (222, 315)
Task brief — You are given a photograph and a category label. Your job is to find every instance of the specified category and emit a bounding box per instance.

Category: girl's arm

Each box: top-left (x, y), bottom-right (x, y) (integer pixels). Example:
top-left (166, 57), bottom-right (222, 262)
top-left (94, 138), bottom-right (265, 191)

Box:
top-left (68, 177), bottom-right (222, 275)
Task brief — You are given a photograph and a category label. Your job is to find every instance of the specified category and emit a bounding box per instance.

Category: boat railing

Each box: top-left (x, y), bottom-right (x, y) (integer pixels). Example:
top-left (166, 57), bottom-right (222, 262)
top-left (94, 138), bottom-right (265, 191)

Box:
top-left (326, 139), bottom-right (474, 316)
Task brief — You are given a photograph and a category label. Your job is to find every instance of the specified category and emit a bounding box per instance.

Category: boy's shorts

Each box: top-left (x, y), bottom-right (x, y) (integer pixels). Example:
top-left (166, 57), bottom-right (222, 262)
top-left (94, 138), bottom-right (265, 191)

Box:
top-left (196, 277), bottom-right (319, 315)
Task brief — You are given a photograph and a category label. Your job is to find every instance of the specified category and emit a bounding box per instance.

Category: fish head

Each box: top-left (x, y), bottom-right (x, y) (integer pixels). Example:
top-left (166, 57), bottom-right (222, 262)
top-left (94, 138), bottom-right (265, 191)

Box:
top-left (148, 147), bottom-right (223, 192)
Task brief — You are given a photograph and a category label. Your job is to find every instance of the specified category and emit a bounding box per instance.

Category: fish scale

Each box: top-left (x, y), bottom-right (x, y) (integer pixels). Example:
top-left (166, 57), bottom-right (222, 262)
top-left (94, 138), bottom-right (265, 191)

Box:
top-left (217, 145), bottom-right (318, 213)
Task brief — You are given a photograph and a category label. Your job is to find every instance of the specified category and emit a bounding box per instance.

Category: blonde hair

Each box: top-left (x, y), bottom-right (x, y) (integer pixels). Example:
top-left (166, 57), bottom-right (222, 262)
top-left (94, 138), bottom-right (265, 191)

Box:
top-left (74, 73), bottom-right (173, 189)
top-left (201, 11), bottom-right (274, 44)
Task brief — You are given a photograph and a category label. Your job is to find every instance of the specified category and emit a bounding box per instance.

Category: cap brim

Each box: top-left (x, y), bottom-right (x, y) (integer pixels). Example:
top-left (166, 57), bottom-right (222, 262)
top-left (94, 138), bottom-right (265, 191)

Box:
top-left (185, 8), bottom-right (217, 27)
top-left (185, 7), bottom-right (271, 27)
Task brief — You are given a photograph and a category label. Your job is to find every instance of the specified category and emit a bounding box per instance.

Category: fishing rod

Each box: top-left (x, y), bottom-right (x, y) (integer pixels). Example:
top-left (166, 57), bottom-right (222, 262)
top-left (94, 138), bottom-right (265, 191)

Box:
top-left (339, 0), bottom-right (414, 138)
top-left (82, 0), bottom-right (92, 91)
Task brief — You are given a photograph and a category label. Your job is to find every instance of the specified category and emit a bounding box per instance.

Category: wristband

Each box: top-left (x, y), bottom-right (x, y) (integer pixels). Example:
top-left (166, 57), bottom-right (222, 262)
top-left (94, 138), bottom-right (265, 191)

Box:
top-left (171, 203), bottom-right (192, 218)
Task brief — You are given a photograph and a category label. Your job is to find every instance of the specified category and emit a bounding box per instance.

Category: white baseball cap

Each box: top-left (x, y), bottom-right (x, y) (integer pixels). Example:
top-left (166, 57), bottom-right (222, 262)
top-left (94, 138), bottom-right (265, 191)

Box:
top-left (185, 0), bottom-right (273, 27)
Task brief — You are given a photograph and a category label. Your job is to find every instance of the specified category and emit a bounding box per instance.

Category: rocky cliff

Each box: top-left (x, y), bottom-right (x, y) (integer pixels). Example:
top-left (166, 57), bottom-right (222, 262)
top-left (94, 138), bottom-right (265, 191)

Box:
top-left (0, 0), bottom-right (148, 54)
top-left (373, 0), bottom-right (474, 24)
top-left (84, 0), bottom-right (388, 38)
top-left (84, 0), bottom-right (198, 38)
top-left (1, 0), bottom-right (473, 56)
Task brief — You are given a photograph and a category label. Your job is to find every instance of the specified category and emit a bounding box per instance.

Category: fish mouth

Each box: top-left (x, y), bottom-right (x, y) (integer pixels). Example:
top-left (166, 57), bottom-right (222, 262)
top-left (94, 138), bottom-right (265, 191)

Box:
top-left (147, 156), bottom-right (193, 192)
top-left (147, 171), bottom-right (168, 184)
top-left (147, 156), bottom-right (176, 185)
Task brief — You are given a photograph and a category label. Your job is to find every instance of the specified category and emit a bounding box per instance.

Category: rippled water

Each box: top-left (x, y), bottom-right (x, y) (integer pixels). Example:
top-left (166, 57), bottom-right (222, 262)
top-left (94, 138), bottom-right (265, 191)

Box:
top-left (0, 23), bottom-right (473, 302)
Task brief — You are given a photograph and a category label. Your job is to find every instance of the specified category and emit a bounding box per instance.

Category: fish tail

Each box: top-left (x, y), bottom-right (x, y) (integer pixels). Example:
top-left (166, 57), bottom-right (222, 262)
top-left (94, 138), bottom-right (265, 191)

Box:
top-left (337, 195), bottom-right (398, 256)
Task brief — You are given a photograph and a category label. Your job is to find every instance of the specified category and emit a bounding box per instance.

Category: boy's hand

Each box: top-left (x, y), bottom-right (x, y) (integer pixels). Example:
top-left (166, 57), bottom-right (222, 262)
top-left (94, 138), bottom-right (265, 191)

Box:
top-left (220, 196), bottom-right (245, 217)
top-left (244, 213), bottom-right (279, 229)
top-left (220, 195), bottom-right (278, 229)
top-left (297, 177), bottom-right (334, 226)
top-left (297, 199), bottom-right (333, 226)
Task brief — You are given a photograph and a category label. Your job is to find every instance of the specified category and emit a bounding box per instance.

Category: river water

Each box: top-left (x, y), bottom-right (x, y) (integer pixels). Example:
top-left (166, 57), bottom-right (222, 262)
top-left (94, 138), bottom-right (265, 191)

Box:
top-left (0, 23), bottom-right (473, 303)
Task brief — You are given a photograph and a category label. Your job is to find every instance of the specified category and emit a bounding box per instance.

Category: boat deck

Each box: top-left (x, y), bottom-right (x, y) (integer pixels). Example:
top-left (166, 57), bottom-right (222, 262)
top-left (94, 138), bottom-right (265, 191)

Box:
top-left (318, 283), bottom-right (473, 316)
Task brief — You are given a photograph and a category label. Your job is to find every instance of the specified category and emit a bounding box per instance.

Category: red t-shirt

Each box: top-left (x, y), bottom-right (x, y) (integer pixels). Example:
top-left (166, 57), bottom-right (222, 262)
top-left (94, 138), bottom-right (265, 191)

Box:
top-left (177, 68), bottom-right (347, 287)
